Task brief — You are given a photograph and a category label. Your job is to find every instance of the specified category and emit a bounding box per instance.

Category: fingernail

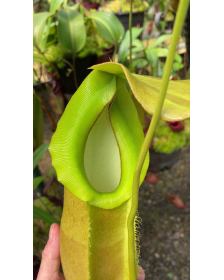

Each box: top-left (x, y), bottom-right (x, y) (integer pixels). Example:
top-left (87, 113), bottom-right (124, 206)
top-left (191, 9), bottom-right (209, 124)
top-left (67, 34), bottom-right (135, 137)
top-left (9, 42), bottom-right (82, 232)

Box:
top-left (49, 225), bottom-right (54, 241)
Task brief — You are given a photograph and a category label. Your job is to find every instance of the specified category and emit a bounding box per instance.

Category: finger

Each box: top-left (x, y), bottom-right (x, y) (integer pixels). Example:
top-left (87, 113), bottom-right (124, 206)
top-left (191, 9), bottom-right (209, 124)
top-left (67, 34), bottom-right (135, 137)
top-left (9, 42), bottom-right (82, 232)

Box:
top-left (137, 266), bottom-right (145, 280)
top-left (37, 223), bottom-right (64, 280)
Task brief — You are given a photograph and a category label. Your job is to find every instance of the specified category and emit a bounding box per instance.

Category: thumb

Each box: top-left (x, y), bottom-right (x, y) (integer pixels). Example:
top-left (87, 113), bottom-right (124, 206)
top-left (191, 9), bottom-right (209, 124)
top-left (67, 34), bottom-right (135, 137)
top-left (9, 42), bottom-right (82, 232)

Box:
top-left (137, 265), bottom-right (145, 280)
top-left (37, 223), bottom-right (64, 280)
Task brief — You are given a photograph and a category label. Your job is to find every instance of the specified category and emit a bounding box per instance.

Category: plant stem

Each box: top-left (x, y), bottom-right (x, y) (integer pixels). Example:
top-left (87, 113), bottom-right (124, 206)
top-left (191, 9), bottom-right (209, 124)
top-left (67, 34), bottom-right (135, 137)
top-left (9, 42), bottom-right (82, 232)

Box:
top-left (129, 0), bottom-right (133, 71)
top-left (127, 0), bottom-right (190, 278)
top-left (112, 44), bottom-right (117, 62)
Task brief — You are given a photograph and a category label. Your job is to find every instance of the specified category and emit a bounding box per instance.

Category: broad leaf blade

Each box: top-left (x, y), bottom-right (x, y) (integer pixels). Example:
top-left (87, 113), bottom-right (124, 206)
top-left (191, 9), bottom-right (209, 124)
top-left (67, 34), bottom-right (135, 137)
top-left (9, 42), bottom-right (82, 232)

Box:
top-left (154, 34), bottom-right (172, 47)
top-left (155, 48), bottom-right (181, 62)
top-left (145, 48), bottom-right (158, 67)
top-left (156, 48), bottom-right (168, 57)
top-left (33, 12), bottom-right (53, 50)
top-left (118, 27), bottom-right (143, 63)
top-left (90, 11), bottom-right (124, 51)
top-left (124, 27), bottom-right (143, 45)
top-left (33, 143), bottom-right (49, 170)
top-left (174, 53), bottom-right (182, 63)
top-left (50, 0), bottom-right (64, 13)
top-left (173, 62), bottom-right (184, 71)
top-left (132, 45), bottom-right (145, 53)
top-left (132, 39), bottom-right (145, 52)
top-left (33, 176), bottom-right (45, 189)
top-left (132, 58), bottom-right (148, 69)
top-left (57, 10), bottom-right (86, 56)
top-left (33, 205), bottom-right (60, 224)
top-left (130, 75), bottom-right (190, 121)
top-left (146, 47), bottom-right (182, 63)
top-left (120, 40), bottom-right (145, 65)
top-left (90, 62), bottom-right (190, 121)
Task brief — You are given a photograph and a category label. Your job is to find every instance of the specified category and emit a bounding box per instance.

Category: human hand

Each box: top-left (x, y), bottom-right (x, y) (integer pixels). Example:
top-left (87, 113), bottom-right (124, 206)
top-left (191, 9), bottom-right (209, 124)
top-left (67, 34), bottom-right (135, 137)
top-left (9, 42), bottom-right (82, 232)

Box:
top-left (37, 223), bottom-right (145, 280)
top-left (37, 223), bottom-right (65, 280)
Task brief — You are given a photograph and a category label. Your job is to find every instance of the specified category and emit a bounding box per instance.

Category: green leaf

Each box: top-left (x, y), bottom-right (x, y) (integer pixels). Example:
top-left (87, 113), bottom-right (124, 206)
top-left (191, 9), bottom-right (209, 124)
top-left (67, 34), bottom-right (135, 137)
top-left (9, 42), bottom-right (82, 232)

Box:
top-left (118, 27), bottom-right (143, 63)
top-left (57, 10), bottom-right (86, 57)
top-left (90, 62), bottom-right (190, 121)
top-left (173, 53), bottom-right (182, 63)
top-left (157, 59), bottom-right (164, 77)
top-left (132, 58), bottom-right (148, 68)
top-left (50, 0), bottom-right (64, 13)
top-left (132, 46), bottom-right (145, 54)
top-left (154, 48), bottom-right (182, 63)
top-left (63, 3), bottom-right (79, 10)
top-left (33, 12), bottom-right (53, 50)
top-left (33, 205), bottom-right (60, 224)
top-left (132, 39), bottom-right (145, 51)
top-left (173, 62), bottom-right (184, 71)
top-left (126, 27), bottom-right (143, 42)
top-left (156, 48), bottom-right (168, 57)
top-left (118, 39), bottom-right (145, 67)
top-left (33, 176), bottom-right (45, 189)
top-left (154, 34), bottom-right (172, 47)
top-left (90, 12), bottom-right (124, 51)
top-left (33, 51), bottom-right (50, 65)
top-left (145, 48), bottom-right (158, 67)
top-left (33, 143), bottom-right (49, 170)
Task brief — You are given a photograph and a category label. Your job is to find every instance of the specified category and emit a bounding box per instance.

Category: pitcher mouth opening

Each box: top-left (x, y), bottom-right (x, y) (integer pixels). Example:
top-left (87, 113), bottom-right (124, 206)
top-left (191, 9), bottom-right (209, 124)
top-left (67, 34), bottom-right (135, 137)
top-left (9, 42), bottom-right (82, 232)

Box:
top-left (84, 104), bottom-right (121, 193)
top-left (49, 70), bottom-right (149, 209)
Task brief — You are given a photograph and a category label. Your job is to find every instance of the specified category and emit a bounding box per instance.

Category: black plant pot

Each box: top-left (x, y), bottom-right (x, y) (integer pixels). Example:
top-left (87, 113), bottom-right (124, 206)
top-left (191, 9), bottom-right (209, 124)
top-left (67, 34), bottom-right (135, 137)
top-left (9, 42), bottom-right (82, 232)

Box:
top-left (148, 149), bottom-right (180, 172)
top-left (57, 54), bottom-right (97, 94)
top-left (96, 44), bottom-right (115, 64)
top-left (114, 11), bottom-right (146, 32)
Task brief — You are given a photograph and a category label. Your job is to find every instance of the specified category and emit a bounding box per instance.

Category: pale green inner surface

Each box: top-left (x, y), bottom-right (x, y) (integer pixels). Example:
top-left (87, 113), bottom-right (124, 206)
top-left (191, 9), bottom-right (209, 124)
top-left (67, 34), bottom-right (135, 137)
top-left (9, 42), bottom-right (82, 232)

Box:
top-left (84, 106), bottom-right (121, 193)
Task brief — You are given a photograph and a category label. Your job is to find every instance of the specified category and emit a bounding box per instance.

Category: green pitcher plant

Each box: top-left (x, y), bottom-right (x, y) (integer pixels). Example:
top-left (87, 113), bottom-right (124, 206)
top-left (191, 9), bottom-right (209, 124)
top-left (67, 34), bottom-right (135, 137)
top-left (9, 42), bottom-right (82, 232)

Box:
top-left (49, 1), bottom-right (190, 279)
